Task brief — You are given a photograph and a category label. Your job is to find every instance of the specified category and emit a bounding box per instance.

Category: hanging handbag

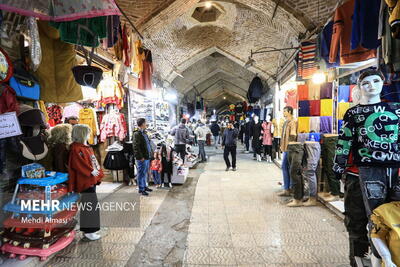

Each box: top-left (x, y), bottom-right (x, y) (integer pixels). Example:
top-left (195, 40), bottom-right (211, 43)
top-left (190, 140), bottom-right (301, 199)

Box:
top-left (103, 151), bottom-right (128, 170)
top-left (9, 61), bottom-right (40, 100)
top-left (71, 24), bottom-right (103, 88)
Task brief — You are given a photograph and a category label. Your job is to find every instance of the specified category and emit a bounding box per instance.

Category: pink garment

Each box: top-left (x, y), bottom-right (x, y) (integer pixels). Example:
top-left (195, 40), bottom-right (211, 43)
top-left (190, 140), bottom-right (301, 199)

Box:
top-left (261, 122), bottom-right (273, 145)
top-left (62, 103), bottom-right (83, 122)
top-left (99, 112), bottom-right (127, 142)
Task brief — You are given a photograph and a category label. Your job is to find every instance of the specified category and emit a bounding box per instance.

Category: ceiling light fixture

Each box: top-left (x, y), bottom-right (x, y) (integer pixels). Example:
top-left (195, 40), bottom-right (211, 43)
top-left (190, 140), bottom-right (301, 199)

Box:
top-left (244, 57), bottom-right (255, 68)
top-left (312, 71), bottom-right (326, 84)
top-left (223, 96), bottom-right (226, 99)
top-left (205, 1), bottom-right (213, 8)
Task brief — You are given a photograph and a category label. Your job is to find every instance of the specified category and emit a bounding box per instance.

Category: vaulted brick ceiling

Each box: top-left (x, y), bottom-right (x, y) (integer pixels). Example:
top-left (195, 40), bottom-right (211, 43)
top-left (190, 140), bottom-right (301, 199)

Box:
top-left (116, 0), bottom-right (337, 110)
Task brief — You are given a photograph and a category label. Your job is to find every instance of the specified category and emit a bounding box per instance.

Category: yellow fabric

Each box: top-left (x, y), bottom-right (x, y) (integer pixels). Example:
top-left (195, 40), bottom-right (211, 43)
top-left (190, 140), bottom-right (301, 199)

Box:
top-left (320, 99), bottom-right (333, 116)
top-left (38, 100), bottom-right (49, 123)
top-left (133, 40), bottom-right (144, 75)
top-left (338, 102), bottom-right (350, 120)
top-left (35, 21), bottom-right (82, 103)
top-left (298, 117), bottom-right (310, 133)
top-left (386, 0), bottom-right (400, 30)
top-left (371, 201), bottom-right (400, 267)
top-left (272, 118), bottom-right (285, 138)
top-left (79, 108), bottom-right (98, 145)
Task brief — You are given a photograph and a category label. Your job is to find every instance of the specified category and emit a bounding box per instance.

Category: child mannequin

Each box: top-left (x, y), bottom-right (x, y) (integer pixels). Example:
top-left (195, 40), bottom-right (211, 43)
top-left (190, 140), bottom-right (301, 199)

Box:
top-left (68, 124), bottom-right (103, 241)
top-left (150, 151), bottom-right (162, 188)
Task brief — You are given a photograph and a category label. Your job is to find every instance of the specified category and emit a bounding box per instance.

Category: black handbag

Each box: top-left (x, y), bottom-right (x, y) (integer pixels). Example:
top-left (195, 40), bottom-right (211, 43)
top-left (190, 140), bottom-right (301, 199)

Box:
top-left (103, 151), bottom-right (128, 170)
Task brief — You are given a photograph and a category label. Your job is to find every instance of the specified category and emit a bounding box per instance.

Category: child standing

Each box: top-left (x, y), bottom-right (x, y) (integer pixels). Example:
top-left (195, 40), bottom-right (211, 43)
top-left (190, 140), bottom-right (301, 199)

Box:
top-left (161, 143), bottom-right (174, 188)
top-left (150, 152), bottom-right (162, 188)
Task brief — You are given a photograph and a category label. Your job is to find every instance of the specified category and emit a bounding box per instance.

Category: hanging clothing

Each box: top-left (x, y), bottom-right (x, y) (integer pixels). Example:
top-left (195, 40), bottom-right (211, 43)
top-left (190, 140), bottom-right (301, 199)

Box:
top-left (338, 85), bottom-right (351, 102)
top-left (122, 24), bottom-right (130, 67)
top-left (320, 82), bottom-right (333, 99)
top-left (0, 84), bottom-right (18, 114)
top-left (113, 26), bottom-right (123, 61)
top-left (47, 105), bottom-right (63, 127)
top-left (79, 108), bottom-right (98, 145)
top-left (351, 0), bottom-right (381, 50)
top-left (298, 100), bottom-right (311, 117)
top-left (99, 112), bottom-right (127, 142)
top-left (38, 100), bottom-right (49, 123)
top-left (133, 40), bottom-right (145, 75)
top-left (297, 85), bottom-right (309, 100)
top-left (247, 76), bottom-right (264, 103)
top-left (382, 4), bottom-right (400, 71)
top-left (309, 117), bottom-right (321, 132)
top-left (105, 15), bottom-right (120, 48)
top-left (338, 102), bottom-right (350, 120)
top-left (138, 50), bottom-right (153, 90)
top-left (386, 0), bottom-right (400, 38)
top-left (330, 0), bottom-right (377, 65)
top-left (97, 78), bottom-right (125, 109)
top-left (298, 117), bottom-right (310, 133)
top-left (35, 21), bottom-right (82, 103)
top-left (62, 103), bottom-right (83, 122)
top-left (320, 116), bottom-right (332, 134)
top-left (318, 20), bottom-right (339, 68)
top-left (285, 89), bottom-right (298, 109)
top-left (308, 82), bottom-right (320, 100)
top-left (297, 40), bottom-right (317, 79)
top-left (50, 16), bottom-right (107, 47)
top-left (261, 122), bottom-right (273, 146)
top-left (309, 100), bottom-right (320, 116)
top-left (320, 99), bottom-right (333, 116)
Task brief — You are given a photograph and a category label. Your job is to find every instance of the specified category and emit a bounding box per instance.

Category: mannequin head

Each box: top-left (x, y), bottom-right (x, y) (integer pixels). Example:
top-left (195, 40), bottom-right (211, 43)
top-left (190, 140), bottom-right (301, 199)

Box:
top-left (254, 115), bottom-right (259, 124)
top-left (48, 124), bottom-right (72, 146)
top-left (357, 69), bottom-right (385, 104)
top-left (245, 117), bottom-right (250, 123)
top-left (227, 121), bottom-right (234, 129)
top-left (283, 106), bottom-right (293, 120)
top-left (72, 124), bottom-right (91, 145)
top-left (266, 114), bottom-right (272, 122)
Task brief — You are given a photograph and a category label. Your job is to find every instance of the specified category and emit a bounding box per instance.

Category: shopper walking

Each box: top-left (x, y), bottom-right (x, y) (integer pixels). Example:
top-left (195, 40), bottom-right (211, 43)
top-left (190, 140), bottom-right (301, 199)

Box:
top-left (195, 119), bottom-right (211, 162)
top-left (171, 118), bottom-right (190, 163)
top-left (132, 118), bottom-right (153, 196)
top-left (222, 121), bottom-right (239, 171)
top-left (210, 120), bottom-right (220, 149)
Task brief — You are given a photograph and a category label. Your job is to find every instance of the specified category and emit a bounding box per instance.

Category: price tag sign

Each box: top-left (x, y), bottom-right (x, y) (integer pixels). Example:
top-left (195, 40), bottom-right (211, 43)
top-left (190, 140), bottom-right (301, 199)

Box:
top-left (0, 112), bottom-right (22, 139)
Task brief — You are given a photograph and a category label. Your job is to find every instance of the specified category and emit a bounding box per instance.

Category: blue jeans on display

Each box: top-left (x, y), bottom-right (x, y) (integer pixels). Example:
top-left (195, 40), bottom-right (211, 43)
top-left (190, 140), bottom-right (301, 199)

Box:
top-left (136, 159), bottom-right (150, 192)
top-left (152, 170), bottom-right (161, 185)
top-left (282, 151), bottom-right (291, 190)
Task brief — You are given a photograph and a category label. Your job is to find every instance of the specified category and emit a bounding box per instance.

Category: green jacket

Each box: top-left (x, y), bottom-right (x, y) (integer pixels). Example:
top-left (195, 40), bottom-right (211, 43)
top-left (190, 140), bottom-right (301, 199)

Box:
top-left (132, 130), bottom-right (153, 160)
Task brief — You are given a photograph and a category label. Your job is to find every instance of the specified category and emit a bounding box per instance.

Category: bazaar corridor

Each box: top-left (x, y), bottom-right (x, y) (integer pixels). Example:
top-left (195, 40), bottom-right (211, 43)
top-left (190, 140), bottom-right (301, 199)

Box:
top-left (29, 150), bottom-right (349, 267)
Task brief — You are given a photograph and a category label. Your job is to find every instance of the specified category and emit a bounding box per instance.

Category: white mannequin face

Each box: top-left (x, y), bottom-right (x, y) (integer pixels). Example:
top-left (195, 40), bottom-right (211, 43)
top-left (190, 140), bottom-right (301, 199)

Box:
top-left (359, 75), bottom-right (383, 100)
top-left (254, 116), bottom-right (259, 123)
top-left (266, 115), bottom-right (271, 122)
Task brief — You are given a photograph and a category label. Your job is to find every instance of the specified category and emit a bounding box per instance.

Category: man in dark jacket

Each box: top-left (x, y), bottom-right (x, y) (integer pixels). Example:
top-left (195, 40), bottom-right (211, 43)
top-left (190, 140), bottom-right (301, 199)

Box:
top-left (132, 118), bottom-right (153, 196)
top-left (210, 120), bottom-right (221, 149)
top-left (222, 121), bottom-right (239, 171)
top-left (170, 118), bottom-right (190, 163)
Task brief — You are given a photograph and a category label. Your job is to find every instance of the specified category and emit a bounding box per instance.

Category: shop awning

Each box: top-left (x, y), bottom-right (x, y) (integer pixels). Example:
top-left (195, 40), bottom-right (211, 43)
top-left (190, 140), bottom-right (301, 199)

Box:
top-left (0, 0), bottom-right (121, 22)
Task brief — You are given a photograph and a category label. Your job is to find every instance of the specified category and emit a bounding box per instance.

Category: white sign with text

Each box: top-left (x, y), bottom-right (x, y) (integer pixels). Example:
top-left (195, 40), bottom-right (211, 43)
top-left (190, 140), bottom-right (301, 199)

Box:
top-left (0, 112), bottom-right (22, 139)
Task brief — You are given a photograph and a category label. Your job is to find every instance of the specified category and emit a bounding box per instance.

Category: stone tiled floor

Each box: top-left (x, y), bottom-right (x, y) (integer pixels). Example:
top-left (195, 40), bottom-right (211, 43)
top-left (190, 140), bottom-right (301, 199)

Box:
top-left (183, 153), bottom-right (350, 267)
top-left (42, 186), bottom-right (169, 267)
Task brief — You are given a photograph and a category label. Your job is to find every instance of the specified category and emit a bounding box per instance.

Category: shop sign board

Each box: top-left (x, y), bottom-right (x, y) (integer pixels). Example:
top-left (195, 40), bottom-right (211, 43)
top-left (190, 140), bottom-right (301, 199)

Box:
top-left (0, 112), bottom-right (22, 139)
